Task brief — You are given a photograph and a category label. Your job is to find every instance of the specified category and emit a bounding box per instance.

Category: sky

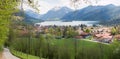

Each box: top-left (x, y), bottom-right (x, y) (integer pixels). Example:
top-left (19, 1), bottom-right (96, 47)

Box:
top-left (23, 0), bottom-right (120, 14)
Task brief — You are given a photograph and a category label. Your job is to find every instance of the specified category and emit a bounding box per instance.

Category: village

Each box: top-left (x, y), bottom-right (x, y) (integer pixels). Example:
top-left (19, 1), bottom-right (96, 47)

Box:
top-left (34, 23), bottom-right (120, 44)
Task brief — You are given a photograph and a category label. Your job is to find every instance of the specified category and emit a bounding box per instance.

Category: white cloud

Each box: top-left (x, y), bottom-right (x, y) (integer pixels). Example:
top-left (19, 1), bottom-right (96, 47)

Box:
top-left (38, 1), bottom-right (53, 14)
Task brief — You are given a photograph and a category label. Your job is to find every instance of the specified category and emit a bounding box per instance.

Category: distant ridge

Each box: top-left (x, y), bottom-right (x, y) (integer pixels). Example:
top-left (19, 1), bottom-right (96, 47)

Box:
top-left (40, 7), bottom-right (73, 20)
top-left (61, 4), bottom-right (120, 21)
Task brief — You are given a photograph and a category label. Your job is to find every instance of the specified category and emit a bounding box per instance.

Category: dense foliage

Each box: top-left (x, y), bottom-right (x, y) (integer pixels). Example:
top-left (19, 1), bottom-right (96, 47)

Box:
top-left (0, 0), bottom-right (18, 50)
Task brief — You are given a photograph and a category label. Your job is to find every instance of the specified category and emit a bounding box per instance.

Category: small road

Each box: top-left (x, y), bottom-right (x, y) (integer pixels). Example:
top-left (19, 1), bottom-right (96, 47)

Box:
top-left (0, 48), bottom-right (20, 59)
top-left (82, 39), bottom-right (109, 45)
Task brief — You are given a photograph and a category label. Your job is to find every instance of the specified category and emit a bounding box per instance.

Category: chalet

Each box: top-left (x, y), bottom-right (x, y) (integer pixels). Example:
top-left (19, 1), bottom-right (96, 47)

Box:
top-left (94, 32), bottom-right (113, 43)
top-left (75, 32), bottom-right (90, 39)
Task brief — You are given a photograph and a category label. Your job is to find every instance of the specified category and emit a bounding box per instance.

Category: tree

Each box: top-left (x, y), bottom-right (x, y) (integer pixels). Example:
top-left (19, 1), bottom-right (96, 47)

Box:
top-left (0, 0), bottom-right (36, 49)
top-left (111, 27), bottom-right (117, 35)
top-left (65, 26), bottom-right (78, 38)
top-left (85, 29), bottom-right (91, 33)
top-left (0, 0), bottom-right (18, 49)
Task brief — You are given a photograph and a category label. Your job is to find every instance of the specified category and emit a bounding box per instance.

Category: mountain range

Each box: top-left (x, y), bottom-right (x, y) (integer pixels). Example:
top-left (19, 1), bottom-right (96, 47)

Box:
top-left (15, 10), bottom-right (43, 24)
top-left (40, 7), bottom-right (73, 20)
top-left (17, 7), bottom-right (72, 24)
top-left (24, 4), bottom-right (120, 23)
top-left (62, 4), bottom-right (120, 21)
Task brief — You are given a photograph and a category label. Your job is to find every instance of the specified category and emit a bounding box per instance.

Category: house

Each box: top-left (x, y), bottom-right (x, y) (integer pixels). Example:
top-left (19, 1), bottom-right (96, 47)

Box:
top-left (94, 32), bottom-right (113, 43)
top-left (114, 35), bottom-right (120, 41)
top-left (75, 32), bottom-right (90, 39)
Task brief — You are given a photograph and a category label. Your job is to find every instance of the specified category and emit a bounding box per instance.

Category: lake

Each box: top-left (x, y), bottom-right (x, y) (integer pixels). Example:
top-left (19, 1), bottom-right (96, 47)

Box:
top-left (35, 21), bottom-right (99, 26)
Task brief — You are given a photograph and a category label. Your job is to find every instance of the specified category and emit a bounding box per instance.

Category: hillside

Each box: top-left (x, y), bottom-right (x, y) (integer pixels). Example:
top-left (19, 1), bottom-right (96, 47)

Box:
top-left (15, 10), bottom-right (43, 24)
top-left (61, 4), bottom-right (120, 21)
top-left (40, 7), bottom-right (73, 20)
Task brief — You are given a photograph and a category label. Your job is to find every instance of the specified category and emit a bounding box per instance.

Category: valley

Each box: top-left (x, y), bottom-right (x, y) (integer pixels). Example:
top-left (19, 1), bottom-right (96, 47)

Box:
top-left (1, 0), bottom-right (120, 59)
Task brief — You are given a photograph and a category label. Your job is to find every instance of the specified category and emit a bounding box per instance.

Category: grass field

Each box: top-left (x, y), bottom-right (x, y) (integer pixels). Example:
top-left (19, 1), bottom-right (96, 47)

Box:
top-left (11, 50), bottom-right (45, 59)
top-left (49, 38), bottom-right (113, 59)
top-left (11, 38), bottom-right (115, 59)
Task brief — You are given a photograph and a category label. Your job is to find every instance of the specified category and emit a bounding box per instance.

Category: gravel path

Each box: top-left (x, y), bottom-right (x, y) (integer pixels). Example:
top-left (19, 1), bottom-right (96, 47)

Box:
top-left (0, 48), bottom-right (20, 59)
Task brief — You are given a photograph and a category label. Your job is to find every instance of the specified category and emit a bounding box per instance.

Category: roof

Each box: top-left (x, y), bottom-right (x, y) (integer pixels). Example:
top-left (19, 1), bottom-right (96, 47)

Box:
top-left (95, 32), bottom-right (112, 39)
top-left (80, 32), bottom-right (89, 36)
top-left (115, 35), bottom-right (120, 39)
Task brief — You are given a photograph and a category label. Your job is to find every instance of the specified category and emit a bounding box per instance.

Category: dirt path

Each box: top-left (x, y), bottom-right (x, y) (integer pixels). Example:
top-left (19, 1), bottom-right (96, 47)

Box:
top-left (83, 39), bottom-right (109, 45)
top-left (0, 48), bottom-right (20, 59)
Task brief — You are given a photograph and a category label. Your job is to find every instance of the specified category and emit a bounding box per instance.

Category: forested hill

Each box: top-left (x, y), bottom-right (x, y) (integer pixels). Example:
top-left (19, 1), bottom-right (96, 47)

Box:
top-left (40, 7), bottom-right (73, 20)
top-left (100, 19), bottom-right (120, 26)
top-left (61, 4), bottom-right (120, 21)
top-left (15, 10), bottom-right (43, 24)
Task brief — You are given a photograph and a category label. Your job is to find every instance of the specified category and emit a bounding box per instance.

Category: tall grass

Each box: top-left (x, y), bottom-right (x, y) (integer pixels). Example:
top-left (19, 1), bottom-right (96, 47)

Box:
top-left (10, 37), bottom-right (116, 59)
